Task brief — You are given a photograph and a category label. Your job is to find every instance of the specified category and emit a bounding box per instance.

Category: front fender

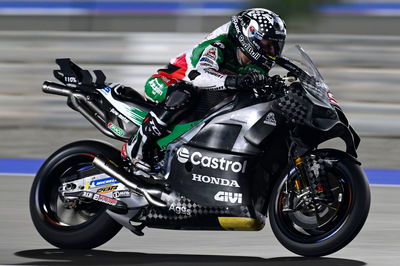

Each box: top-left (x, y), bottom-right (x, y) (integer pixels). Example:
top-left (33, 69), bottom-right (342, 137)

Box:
top-left (309, 148), bottom-right (361, 166)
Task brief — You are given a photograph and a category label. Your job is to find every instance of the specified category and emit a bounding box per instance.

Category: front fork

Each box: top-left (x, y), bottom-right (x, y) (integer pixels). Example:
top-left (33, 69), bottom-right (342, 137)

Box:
top-left (293, 157), bottom-right (308, 191)
top-left (283, 156), bottom-right (311, 212)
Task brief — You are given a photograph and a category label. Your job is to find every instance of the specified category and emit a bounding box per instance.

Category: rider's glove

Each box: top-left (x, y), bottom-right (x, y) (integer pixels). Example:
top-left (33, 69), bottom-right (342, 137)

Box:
top-left (225, 71), bottom-right (267, 91)
top-left (250, 75), bottom-right (286, 98)
top-left (267, 75), bottom-right (285, 93)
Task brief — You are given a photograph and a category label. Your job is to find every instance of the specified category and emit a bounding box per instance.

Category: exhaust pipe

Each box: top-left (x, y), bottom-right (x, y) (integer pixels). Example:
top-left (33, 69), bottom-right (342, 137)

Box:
top-left (43, 81), bottom-right (72, 96)
top-left (42, 81), bottom-right (117, 139)
top-left (93, 156), bottom-right (167, 208)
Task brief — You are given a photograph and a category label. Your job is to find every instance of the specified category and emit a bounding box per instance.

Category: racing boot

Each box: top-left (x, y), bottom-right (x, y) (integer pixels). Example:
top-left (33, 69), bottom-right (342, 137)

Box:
top-left (121, 111), bottom-right (169, 182)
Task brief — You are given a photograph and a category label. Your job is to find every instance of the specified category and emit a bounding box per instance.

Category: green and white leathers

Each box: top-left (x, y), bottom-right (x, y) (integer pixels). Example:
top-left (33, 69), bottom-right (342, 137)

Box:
top-left (144, 22), bottom-right (268, 103)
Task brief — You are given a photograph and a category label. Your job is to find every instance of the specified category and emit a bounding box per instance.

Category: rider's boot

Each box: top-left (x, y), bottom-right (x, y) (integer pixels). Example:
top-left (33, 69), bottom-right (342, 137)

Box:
top-left (121, 111), bottom-right (169, 181)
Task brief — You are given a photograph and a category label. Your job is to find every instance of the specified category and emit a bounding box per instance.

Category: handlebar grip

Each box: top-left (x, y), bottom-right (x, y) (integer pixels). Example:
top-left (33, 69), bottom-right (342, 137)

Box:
top-left (42, 81), bottom-right (72, 96)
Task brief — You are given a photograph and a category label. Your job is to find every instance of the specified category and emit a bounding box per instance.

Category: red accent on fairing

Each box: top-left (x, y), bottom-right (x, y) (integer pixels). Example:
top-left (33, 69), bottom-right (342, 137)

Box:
top-left (158, 53), bottom-right (188, 80)
top-left (151, 74), bottom-right (178, 86)
top-left (121, 142), bottom-right (128, 159)
top-left (327, 90), bottom-right (338, 104)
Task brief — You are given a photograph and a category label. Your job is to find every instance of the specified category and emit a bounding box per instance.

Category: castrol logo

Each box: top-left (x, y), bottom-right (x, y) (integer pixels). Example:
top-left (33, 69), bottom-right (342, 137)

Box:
top-left (176, 147), bottom-right (247, 173)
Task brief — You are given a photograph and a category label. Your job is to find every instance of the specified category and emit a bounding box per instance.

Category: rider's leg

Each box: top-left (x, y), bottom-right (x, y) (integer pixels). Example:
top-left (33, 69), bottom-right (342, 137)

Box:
top-left (122, 82), bottom-right (195, 177)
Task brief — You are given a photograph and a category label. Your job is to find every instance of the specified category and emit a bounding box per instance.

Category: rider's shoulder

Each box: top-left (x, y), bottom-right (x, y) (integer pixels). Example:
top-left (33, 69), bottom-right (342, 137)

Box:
top-left (204, 22), bottom-right (231, 41)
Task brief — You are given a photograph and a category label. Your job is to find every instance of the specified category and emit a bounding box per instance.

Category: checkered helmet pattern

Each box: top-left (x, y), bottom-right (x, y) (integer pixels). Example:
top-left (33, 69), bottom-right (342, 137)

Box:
top-left (230, 8), bottom-right (286, 70)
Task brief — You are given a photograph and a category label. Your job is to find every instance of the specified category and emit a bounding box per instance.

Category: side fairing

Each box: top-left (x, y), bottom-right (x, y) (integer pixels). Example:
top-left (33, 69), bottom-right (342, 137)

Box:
top-left (189, 102), bottom-right (277, 155)
top-left (97, 86), bottom-right (148, 126)
top-left (164, 101), bottom-right (280, 207)
top-left (168, 145), bottom-right (252, 207)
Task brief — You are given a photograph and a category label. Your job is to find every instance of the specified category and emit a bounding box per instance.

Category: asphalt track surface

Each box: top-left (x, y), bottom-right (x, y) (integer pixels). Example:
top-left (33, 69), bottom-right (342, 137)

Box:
top-left (0, 173), bottom-right (399, 266)
top-left (0, 32), bottom-right (400, 265)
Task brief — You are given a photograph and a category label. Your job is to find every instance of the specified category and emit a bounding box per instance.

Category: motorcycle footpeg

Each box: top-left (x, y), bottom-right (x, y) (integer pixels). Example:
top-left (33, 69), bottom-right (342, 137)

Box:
top-left (129, 222), bottom-right (145, 236)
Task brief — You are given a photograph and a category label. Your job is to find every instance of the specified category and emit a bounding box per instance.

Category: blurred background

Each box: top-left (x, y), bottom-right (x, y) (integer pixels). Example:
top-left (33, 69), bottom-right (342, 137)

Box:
top-left (0, 1), bottom-right (400, 265)
top-left (0, 0), bottom-right (399, 168)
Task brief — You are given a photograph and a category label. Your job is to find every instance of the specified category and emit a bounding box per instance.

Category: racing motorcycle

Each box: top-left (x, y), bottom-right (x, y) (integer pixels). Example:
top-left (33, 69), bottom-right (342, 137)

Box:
top-left (30, 45), bottom-right (370, 257)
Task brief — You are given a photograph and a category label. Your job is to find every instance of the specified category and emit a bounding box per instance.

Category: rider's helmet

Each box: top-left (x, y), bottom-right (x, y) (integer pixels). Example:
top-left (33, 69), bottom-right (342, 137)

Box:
top-left (230, 8), bottom-right (286, 70)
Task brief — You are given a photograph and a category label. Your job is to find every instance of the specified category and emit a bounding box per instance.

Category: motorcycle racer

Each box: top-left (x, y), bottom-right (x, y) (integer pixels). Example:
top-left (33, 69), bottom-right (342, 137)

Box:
top-left (121, 8), bottom-right (287, 180)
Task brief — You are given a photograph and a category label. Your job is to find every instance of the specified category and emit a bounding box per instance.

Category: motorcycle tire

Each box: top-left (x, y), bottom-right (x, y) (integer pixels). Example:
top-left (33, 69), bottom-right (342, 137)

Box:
top-left (268, 149), bottom-right (371, 257)
top-left (30, 140), bottom-right (123, 249)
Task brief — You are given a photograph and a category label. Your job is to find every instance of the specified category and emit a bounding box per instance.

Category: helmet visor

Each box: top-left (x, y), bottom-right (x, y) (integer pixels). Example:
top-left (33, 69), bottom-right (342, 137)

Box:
top-left (259, 39), bottom-right (283, 58)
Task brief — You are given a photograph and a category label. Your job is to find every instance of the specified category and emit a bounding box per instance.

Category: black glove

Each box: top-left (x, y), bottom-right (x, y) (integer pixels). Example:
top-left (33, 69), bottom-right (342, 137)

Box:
top-left (250, 75), bottom-right (285, 98)
top-left (225, 71), bottom-right (267, 91)
top-left (266, 75), bottom-right (285, 93)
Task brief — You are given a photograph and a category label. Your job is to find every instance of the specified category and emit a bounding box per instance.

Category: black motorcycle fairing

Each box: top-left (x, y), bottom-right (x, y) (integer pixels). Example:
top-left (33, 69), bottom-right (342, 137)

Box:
top-left (295, 106), bottom-right (360, 158)
top-left (100, 98), bottom-right (139, 141)
top-left (168, 145), bottom-right (253, 206)
top-left (142, 145), bottom-right (265, 231)
top-left (141, 144), bottom-right (266, 231)
top-left (244, 110), bottom-right (285, 146)
top-left (270, 81), bottom-right (360, 158)
top-left (190, 124), bottom-right (242, 151)
top-left (111, 86), bottom-right (155, 109)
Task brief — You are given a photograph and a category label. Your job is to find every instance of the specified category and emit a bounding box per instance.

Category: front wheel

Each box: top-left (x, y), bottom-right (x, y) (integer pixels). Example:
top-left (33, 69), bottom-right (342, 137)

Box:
top-left (30, 140), bottom-right (123, 249)
top-left (268, 150), bottom-right (371, 257)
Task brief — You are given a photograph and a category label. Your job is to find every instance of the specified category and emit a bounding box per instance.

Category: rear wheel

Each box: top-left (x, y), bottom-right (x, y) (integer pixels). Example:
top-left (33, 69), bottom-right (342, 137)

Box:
top-left (269, 150), bottom-right (371, 257)
top-left (30, 140), bottom-right (123, 249)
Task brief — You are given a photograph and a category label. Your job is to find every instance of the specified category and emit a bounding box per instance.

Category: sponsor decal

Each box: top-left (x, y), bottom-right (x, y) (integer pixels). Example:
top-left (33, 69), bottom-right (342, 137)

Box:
top-left (97, 185), bottom-right (118, 194)
top-left (125, 107), bottom-right (147, 125)
top-left (205, 69), bottom-right (224, 78)
top-left (248, 25), bottom-right (262, 40)
top-left (112, 190), bottom-right (131, 198)
top-left (207, 47), bottom-right (216, 55)
top-left (93, 194), bottom-right (118, 206)
top-left (177, 148), bottom-right (247, 173)
top-left (192, 174), bottom-right (240, 188)
top-left (177, 147), bottom-right (190, 163)
top-left (101, 86), bottom-right (111, 94)
top-left (238, 35), bottom-right (261, 60)
top-left (211, 41), bottom-right (225, 49)
top-left (327, 90), bottom-right (338, 105)
top-left (107, 122), bottom-right (126, 137)
top-left (169, 203), bottom-right (192, 216)
top-left (148, 78), bottom-right (164, 96)
top-left (232, 16), bottom-right (261, 60)
top-left (263, 112), bottom-right (276, 126)
top-left (199, 57), bottom-right (215, 66)
top-left (81, 191), bottom-right (117, 206)
top-left (81, 191), bottom-right (94, 199)
top-left (65, 76), bottom-right (77, 83)
top-left (249, 26), bottom-right (256, 34)
top-left (89, 177), bottom-right (119, 188)
top-left (214, 191), bottom-right (243, 204)
top-left (110, 108), bottom-right (130, 124)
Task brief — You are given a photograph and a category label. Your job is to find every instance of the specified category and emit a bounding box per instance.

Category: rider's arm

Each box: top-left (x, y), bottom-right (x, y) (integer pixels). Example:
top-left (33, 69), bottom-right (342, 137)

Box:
top-left (189, 43), bottom-right (267, 91)
top-left (188, 44), bottom-right (228, 91)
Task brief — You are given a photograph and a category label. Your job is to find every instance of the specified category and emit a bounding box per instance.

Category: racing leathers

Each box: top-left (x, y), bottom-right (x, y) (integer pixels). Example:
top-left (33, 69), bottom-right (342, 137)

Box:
top-left (122, 22), bottom-right (268, 177)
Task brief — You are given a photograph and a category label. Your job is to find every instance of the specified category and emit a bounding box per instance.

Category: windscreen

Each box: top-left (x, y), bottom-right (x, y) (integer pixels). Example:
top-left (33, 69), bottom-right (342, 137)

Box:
top-left (279, 45), bottom-right (333, 109)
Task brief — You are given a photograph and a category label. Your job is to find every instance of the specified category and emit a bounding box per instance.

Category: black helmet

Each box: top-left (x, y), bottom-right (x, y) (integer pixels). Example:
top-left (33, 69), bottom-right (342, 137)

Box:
top-left (230, 8), bottom-right (286, 70)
